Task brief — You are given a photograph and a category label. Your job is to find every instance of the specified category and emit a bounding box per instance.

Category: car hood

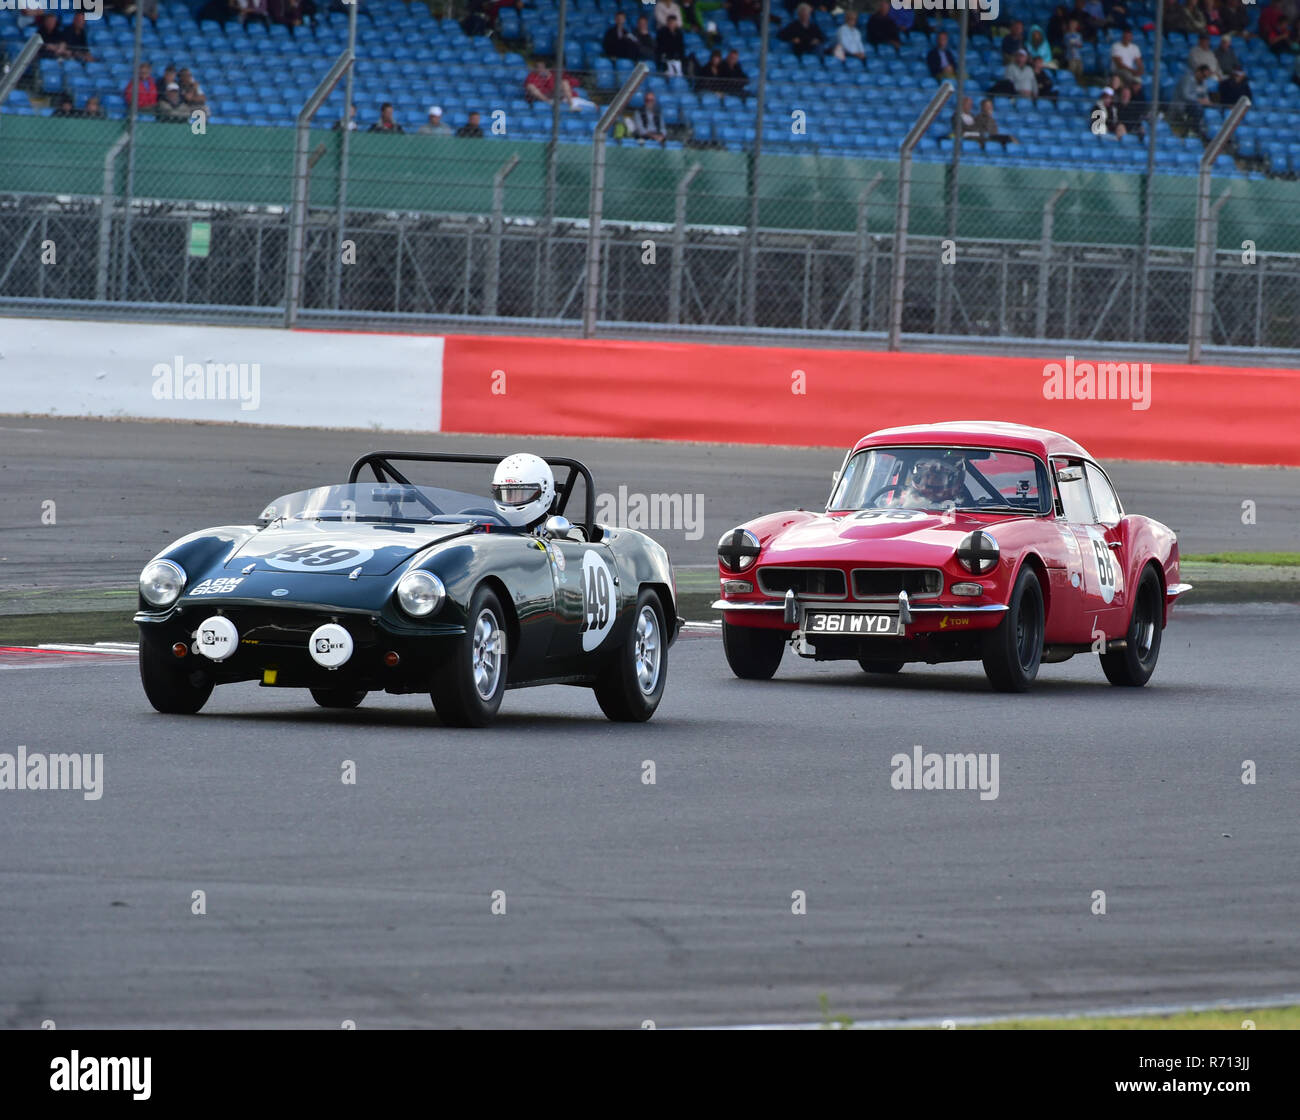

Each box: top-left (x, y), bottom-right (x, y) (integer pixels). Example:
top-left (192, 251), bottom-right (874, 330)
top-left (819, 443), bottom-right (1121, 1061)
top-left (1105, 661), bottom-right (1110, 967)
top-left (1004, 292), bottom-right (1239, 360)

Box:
top-left (762, 510), bottom-right (1007, 566)
top-left (225, 520), bottom-right (473, 577)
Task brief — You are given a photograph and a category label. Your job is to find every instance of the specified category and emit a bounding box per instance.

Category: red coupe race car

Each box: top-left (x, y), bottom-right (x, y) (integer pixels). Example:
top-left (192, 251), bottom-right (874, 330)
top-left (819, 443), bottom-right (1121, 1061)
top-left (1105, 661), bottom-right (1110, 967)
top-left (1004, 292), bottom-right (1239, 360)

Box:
top-left (713, 421), bottom-right (1193, 692)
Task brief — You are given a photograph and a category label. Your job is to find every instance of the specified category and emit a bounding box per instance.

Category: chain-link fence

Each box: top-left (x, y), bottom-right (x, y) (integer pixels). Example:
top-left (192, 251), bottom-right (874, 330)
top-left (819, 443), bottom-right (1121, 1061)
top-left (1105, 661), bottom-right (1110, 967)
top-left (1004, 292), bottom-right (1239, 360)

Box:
top-left (3, 0), bottom-right (1300, 355)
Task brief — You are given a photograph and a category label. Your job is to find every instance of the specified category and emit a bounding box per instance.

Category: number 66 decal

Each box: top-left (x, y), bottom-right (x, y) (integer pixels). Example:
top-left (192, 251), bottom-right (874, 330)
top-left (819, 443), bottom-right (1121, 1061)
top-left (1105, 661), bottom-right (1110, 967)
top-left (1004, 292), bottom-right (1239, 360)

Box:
top-left (1090, 536), bottom-right (1117, 604)
top-left (580, 551), bottom-right (617, 651)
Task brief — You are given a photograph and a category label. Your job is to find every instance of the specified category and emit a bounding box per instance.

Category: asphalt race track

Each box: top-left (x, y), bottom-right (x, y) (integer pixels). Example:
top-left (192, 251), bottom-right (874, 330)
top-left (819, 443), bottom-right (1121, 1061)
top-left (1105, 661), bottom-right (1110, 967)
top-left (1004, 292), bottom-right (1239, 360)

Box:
top-left (1, 417), bottom-right (1297, 1028)
top-left (1, 418), bottom-right (1298, 591)
top-left (0, 606), bottom-right (1297, 1028)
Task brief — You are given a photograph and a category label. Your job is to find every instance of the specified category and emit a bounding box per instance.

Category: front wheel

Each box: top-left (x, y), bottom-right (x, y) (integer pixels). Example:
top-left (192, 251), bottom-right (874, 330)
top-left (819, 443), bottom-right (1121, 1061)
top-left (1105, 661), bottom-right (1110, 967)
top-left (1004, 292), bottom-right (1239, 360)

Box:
top-left (981, 566), bottom-right (1044, 693)
top-left (139, 630), bottom-right (213, 714)
top-left (430, 586), bottom-right (509, 727)
top-left (1101, 566), bottom-right (1163, 687)
top-left (311, 687), bottom-right (367, 709)
top-left (593, 591), bottom-right (668, 722)
top-left (722, 620), bottom-right (785, 680)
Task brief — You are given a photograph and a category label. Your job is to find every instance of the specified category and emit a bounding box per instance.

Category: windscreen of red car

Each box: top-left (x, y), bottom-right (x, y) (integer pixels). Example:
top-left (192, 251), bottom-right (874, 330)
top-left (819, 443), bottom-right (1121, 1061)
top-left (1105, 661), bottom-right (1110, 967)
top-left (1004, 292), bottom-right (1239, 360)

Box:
top-left (829, 447), bottom-right (1050, 514)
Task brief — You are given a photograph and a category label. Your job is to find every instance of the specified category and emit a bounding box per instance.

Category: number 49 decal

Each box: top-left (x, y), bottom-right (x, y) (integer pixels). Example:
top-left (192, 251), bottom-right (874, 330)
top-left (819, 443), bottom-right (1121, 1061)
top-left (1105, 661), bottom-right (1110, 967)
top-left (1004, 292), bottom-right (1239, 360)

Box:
top-left (580, 551), bottom-right (616, 651)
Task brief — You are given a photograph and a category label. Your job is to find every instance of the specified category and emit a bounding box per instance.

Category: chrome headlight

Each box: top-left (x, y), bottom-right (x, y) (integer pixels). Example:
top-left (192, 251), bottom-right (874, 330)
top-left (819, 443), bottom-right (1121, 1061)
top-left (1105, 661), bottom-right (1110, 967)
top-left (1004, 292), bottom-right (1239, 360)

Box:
top-left (397, 570), bottom-right (446, 617)
top-left (718, 528), bottom-right (761, 573)
top-left (956, 530), bottom-right (999, 575)
top-left (140, 559), bottom-right (186, 607)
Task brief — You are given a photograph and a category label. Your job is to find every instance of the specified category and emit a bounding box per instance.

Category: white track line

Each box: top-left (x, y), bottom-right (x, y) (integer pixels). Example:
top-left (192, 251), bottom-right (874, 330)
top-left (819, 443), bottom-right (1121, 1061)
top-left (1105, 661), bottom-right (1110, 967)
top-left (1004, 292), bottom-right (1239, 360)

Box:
top-left (696, 993), bottom-right (1300, 1030)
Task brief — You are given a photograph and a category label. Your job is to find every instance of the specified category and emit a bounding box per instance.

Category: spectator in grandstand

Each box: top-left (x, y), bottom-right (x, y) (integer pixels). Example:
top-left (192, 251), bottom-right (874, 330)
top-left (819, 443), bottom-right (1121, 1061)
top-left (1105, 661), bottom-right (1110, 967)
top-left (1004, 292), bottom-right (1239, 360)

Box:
top-left (926, 29), bottom-right (957, 80)
top-left (1218, 66), bottom-right (1252, 103)
top-left (368, 102), bottom-right (405, 133)
top-left (59, 13), bottom-right (94, 63)
top-left (1032, 57), bottom-right (1058, 103)
top-left (1082, 0), bottom-right (1109, 33)
top-left (460, 0), bottom-right (492, 37)
top-left (269, 0), bottom-right (317, 31)
top-left (418, 106), bottom-right (452, 135)
top-left (197, 0), bottom-right (238, 26)
top-left (720, 49), bottom-right (749, 96)
top-left (1069, 0), bottom-right (1100, 42)
top-left (1171, 64), bottom-right (1213, 136)
top-left (696, 49), bottom-right (728, 95)
top-left (37, 13), bottom-right (71, 60)
top-left (1046, 4), bottom-right (1071, 50)
top-left (1215, 34), bottom-right (1242, 76)
top-left (779, 5), bottom-right (826, 58)
top-left (678, 0), bottom-right (704, 32)
top-left (655, 0), bottom-right (683, 29)
top-left (1201, 1), bottom-right (1225, 35)
top-left (160, 65), bottom-right (180, 93)
top-left (1220, 0), bottom-right (1251, 36)
top-left (1259, 0), bottom-right (1294, 55)
top-left (604, 11), bottom-right (641, 60)
top-left (890, 3), bottom-right (928, 39)
top-left (865, 0), bottom-right (901, 54)
top-left (834, 11), bottom-right (868, 65)
top-left (1115, 83), bottom-right (1145, 138)
top-left (16, 0), bottom-right (42, 31)
top-left (1110, 27), bottom-right (1144, 86)
top-left (333, 103), bottom-right (359, 131)
top-left (178, 69), bottom-right (207, 111)
top-left (952, 95), bottom-right (979, 141)
top-left (82, 95), bottom-right (106, 120)
top-left (726, 0), bottom-right (762, 28)
top-left (156, 83), bottom-right (191, 124)
top-left (1001, 19), bottom-right (1027, 59)
top-left (631, 91), bottom-right (667, 144)
top-left (633, 15), bottom-right (658, 64)
top-left (52, 94), bottom-right (77, 118)
top-left (238, 0), bottom-right (272, 29)
top-left (1165, 0), bottom-right (1206, 34)
top-left (1027, 25), bottom-right (1055, 67)
top-left (123, 63), bottom-right (158, 112)
top-left (1063, 18), bottom-right (1085, 79)
top-left (457, 111), bottom-right (485, 138)
top-left (657, 13), bottom-right (687, 76)
top-left (993, 49), bottom-right (1037, 98)
top-left (525, 58), bottom-right (569, 105)
top-left (1090, 86), bottom-right (1125, 137)
top-left (1187, 32), bottom-right (1221, 80)
top-left (974, 98), bottom-right (1016, 150)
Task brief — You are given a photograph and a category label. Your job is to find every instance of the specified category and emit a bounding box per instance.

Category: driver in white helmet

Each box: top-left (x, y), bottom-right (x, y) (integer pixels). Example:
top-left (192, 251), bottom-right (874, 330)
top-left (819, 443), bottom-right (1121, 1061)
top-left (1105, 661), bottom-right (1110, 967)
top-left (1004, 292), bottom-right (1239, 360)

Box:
top-left (491, 452), bottom-right (556, 531)
top-left (892, 451), bottom-right (967, 509)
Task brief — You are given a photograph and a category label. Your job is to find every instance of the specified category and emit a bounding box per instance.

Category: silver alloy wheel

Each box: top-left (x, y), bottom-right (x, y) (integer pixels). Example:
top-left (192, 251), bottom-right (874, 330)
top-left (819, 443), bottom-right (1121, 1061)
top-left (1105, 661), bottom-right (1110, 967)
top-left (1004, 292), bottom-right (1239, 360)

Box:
top-left (634, 605), bottom-right (661, 695)
top-left (471, 608), bottom-right (504, 700)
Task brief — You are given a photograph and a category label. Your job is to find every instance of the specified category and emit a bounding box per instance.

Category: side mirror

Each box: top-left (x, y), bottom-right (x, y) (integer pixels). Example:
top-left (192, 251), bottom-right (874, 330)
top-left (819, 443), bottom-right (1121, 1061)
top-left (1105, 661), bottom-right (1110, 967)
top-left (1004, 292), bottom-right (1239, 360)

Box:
top-left (543, 514), bottom-right (572, 539)
top-left (1056, 466), bottom-right (1084, 483)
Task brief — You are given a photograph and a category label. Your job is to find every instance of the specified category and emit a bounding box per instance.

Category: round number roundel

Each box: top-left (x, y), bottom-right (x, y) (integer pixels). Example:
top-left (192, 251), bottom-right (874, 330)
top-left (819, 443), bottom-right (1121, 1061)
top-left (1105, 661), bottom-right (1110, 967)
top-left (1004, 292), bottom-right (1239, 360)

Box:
top-left (580, 551), bottom-right (616, 652)
top-left (264, 543), bottom-right (374, 572)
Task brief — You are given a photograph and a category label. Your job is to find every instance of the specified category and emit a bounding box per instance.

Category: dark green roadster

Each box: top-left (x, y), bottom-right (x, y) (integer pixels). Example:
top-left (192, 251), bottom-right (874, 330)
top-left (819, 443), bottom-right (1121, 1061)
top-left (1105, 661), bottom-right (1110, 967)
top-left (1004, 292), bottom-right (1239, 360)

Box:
top-left (134, 451), bottom-right (680, 726)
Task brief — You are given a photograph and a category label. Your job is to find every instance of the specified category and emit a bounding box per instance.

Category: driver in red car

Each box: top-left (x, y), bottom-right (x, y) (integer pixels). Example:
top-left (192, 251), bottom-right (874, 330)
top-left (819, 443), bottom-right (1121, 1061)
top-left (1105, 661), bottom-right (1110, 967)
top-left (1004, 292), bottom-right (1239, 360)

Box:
top-left (891, 451), bottom-right (967, 509)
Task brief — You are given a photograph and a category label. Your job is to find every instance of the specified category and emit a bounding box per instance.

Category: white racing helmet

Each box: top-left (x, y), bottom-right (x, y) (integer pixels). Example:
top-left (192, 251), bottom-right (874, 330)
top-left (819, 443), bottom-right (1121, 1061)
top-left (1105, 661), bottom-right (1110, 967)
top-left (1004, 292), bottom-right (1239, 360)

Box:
top-left (491, 452), bottom-right (555, 528)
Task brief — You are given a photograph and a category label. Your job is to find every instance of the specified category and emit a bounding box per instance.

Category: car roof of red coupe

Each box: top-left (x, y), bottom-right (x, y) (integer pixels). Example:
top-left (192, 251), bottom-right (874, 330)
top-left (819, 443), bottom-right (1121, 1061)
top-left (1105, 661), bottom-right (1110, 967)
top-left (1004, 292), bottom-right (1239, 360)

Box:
top-left (854, 421), bottom-right (1094, 462)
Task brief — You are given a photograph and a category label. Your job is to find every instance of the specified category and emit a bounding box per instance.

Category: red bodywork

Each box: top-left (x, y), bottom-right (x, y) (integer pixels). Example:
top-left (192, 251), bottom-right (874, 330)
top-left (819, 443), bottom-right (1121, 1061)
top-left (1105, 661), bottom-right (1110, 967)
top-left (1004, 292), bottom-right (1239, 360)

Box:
top-left (716, 421), bottom-right (1190, 663)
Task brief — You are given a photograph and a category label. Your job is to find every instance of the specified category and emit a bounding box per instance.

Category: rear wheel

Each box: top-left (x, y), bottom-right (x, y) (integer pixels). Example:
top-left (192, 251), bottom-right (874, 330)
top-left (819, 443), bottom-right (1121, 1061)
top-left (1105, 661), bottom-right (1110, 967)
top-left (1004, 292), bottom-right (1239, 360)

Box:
top-left (981, 566), bottom-right (1044, 693)
top-left (139, 630), bottom-right (213, 714)
top-left (722, 621), bottom-right (786, 680)
top-left (858, 659), bottom-right (904, 674)
top-left (1101, 566), bottom-right (1163, 687)
top-left (310, 688), bottom-right (367, 709)
top-left (430, 586), bottom-right (508, 727)
top-left (593, 591), bottom-right (667, 722)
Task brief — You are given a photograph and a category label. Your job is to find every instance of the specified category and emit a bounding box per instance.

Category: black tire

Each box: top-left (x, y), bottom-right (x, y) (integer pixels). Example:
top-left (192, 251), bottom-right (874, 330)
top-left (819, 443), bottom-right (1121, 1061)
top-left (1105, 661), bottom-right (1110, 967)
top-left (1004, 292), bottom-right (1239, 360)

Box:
top-left (858, 659), bottom-right (904, 674)
top-left (430, 586), bottom-right (508, 727)
top-left (310, 688), bottom-right (367, 709)
top-left (722, 620), bottom-right (785, 680)
top-left (139, 630), bottom-right (213, 714)
top-left (593, 590), bottom-right (668, 722)
top-left (981, 565), bottom-right (1045, 693)
top-left (1101, 565), bottom-right (1163, 687)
